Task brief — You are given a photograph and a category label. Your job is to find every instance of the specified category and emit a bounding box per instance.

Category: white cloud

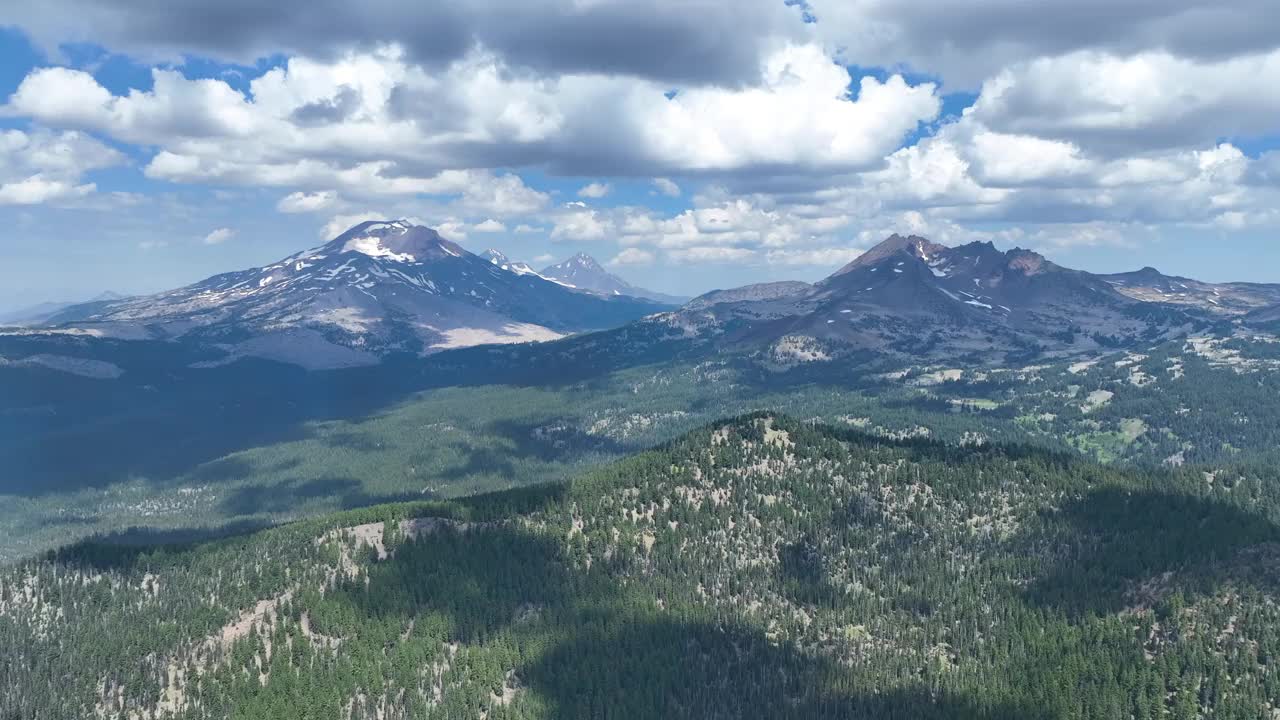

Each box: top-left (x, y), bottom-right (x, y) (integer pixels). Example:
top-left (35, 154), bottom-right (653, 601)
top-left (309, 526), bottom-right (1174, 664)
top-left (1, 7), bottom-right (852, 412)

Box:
top-left (967, 131), bottom-right (1091, 185)
top-left (764, 247), bottom-right (861, 267)
top-left (652, 177), bottom-right (680, 196)
top-left (0, 176), bottom-right (95, 205)
top-left (551, 207), bottom-right (612, 241)
top-left (277, 190), bottom-right (337, 213)
top-left (808, 0), bottom-right (1280, 88)
top-left (5, 43), bottom-right (939, 187)
top-left (435, 219), bottom-right (469, 241)
top-left (967, 50), bottom-right (1280, 154)
top-left (532, 253), bottom-right (554, 264)
top-left (473, 218), bottom-right (507, 232)
top-left (0, 128), bottom-right (122, 205)
top-left (4, 2), bottom-right (1280, 277)
top-left (320, 211), bottom-right (395, 239)
top-left (577, 182), bottom-right (611, 198)
top-left (667, 246), bottom-right (756, 263)
top-left (608, 248), bottom-right (655, 266)
top-left (202, 227), bottom-right (235, 245)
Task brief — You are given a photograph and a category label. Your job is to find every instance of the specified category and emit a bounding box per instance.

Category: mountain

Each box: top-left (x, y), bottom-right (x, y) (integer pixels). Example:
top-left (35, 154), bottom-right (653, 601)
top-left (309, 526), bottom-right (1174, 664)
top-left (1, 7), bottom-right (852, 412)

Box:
top-left (1101, 266), bottom-right (1280, 315)
top-left (33, 221), bottom-right (668, 369)
top-left (0, 291), bottom-right (126, 327)
top-left (480, 248), bottom-right (541, 278)
top-left (633, 234), bottom-right (1212, 366)
top-left (7, 415), bottom-right (1280, 719)
top-left (539, 252), bottom-right (688, 304)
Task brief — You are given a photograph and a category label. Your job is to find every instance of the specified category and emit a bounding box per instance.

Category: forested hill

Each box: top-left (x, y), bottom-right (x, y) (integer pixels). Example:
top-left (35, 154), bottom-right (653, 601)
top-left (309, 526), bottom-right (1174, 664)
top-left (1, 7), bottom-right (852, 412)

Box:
top-left (4, 415), bottom-right (1280, 719)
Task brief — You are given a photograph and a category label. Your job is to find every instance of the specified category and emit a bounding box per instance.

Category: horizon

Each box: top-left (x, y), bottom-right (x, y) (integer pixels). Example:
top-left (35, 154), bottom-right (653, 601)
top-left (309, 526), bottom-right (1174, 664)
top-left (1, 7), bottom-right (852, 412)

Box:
top-left (2, 4), bottom-right (1280, 308)
top-left (6, 219), bottom-right (1269, 313)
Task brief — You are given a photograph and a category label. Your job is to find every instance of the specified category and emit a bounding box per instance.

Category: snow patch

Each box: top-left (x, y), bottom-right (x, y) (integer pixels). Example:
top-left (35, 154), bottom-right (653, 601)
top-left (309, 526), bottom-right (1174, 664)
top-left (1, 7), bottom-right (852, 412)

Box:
top-left (342, 235), bottom-right (415, 262)
top-left (429, 323), bottom-right (563, 350)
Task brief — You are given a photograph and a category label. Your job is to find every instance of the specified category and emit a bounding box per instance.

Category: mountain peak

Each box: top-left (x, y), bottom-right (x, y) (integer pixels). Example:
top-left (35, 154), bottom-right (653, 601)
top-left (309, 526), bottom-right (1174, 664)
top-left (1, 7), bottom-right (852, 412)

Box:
top-left (1005, 247), bottom-right (1050, 275)
top-left (481, 249), bottom-right (510, 264)
top-left (538, 253), bottom-right (684, 304)
top-left (566, 253), bottom-right (604, 270)
top-left (831, 233), bottom-right (946, 276)
top-left (325, 220), bottom-right (466, 263)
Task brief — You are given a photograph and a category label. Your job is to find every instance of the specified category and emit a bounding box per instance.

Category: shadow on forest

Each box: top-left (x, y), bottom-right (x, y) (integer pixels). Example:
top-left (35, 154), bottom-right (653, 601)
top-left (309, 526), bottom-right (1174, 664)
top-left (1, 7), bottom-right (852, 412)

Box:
top-left (217, 476), bottom-right (427, 516)
top-left (527, 618), bottom-right (1051, 720)
top-left (317, 516), bottom-right (1052, 719)
top-left (45, 519), bottom-right (276, 571)
top-left (435, 416), bottom-right (631, 483)
top-left (1021, 487), bottom-right (1280, 617)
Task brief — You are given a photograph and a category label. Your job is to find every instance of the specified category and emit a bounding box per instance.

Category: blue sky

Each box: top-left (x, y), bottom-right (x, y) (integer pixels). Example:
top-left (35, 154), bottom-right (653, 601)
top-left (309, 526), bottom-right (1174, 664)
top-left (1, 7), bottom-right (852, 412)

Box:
top-left (1, 2), bottom-right (1278, 311)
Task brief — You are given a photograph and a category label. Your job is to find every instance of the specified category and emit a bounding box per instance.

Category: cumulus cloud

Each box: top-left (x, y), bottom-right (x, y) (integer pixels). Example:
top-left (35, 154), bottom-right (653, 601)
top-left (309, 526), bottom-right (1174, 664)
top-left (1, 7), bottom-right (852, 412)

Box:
top-left (652, 177), bottom-right (680, 196)
top-left (0, 128), bottom-right (122, 205)
top-left (551, 207), bottom-right (612, 241)
top-left (764, 247), bottom-right (861, 267)
top-left (1, 0), bottom-right (808, 86)
top-left (202, 227), bottom-right (235, 244)
top-left (667, 246), bottom-right (757, 263)
top-left (967, 50), bottom-right (1280, 155)
top-left (608, 248), bottom-right (654, 266)
top-left (809, 0), bottom-right (1280, 87)
top-left (577, 182), bottom-right (611, 198)
top-left (3, 0), bottom-right (1280, 279)
top-left (277, 190), bottom-right (337, 213)
top-left (5, 43), bottom-right (939, 185)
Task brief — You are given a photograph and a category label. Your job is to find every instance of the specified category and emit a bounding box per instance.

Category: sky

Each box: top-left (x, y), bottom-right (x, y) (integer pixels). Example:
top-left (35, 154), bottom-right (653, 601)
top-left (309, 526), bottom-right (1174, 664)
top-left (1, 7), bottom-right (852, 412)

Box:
top-left (0, 1), bottom-right (1278, 310)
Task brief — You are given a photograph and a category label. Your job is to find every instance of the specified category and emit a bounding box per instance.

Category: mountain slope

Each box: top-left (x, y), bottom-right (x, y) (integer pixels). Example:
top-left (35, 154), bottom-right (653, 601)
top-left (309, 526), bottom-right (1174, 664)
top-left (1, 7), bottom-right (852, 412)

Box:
top-left (5, 415), bottom-right (1279, 719)
top-left (0, 291), bottom-right (126, 327)
top-left (37, 221), bottom-right (667, 368)
top-left (1101, 266), bottom-right (1280, 315)
top-left (1245, 301), bottom-right (1280, 328)
top-left (539, 253), bottom-right (688, 304)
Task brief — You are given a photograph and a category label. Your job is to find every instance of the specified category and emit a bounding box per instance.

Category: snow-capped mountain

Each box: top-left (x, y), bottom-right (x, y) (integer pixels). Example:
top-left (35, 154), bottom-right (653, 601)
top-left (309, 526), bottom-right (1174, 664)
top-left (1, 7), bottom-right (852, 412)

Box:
top-left (645, 234), bottom-right (1211, 365)
top-left (1100, 266), bottom-right (1280, 315)
top-left (38, 221), bottom-right (668, 368)
top-left (479, 249), bottom-right (541, 278)
top-left (539, 253), bottom-right (688, 304)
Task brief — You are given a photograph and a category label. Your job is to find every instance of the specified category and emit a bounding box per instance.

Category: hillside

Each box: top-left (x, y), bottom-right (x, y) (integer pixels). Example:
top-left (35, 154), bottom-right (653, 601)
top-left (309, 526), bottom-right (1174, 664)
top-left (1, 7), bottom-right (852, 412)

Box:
top-left (4, 415), bottom-right (1280, 719)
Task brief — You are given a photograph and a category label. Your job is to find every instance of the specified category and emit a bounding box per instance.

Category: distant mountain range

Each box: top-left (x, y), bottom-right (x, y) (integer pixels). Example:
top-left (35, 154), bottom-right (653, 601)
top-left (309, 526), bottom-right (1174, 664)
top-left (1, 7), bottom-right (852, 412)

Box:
top-left (537, 253), bottom-right (688, 304)
top-left (480, 248), bottom-right (687, 304)
top-left (16, 221), bottom-right (671, 369)
top-left (605, 233), bottom-right (1280, 367)
top-left (5, 228), bottom-right (1280, 375)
